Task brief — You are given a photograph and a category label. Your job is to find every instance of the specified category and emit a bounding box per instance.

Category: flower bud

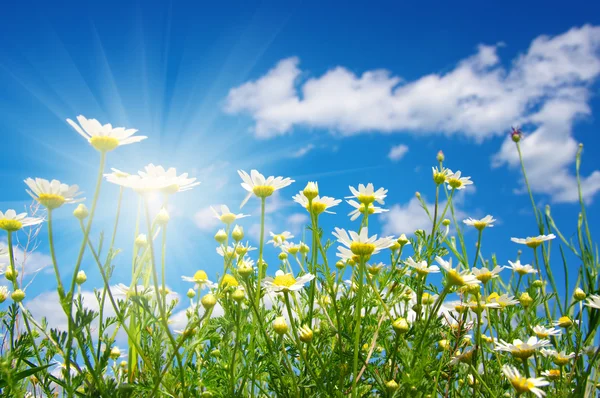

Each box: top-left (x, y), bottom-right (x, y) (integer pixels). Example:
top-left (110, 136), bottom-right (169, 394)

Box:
top-left (519, 292), bottom-right (533, 307)
top-left (335, 260), bottom-right (345, 269)
top-left (201, 293), bottom-right (217, 310)
top-left (299, 243), bottom-right (310, 254)
top-left (556, 316), bottom-right (573, 328)
top-left (11, 289), bottom-right (25, 302)
top-left (511, 127), bottom-right (522, 143)
top-left (232, 288), bottom-right (245, 303)
top-left (438, 339), bottom-right (450, 351)
top-left (109, 347), bottom-right (121, 360)
top-left (385, 380), bottom-right (399, 392)
top-left (73, 204), bottom-right (89, 220)
top-left (303, 182), bottom-right (319, 200)
top-left (397, 234), bottom-right (410, 246)
top-left (214, 229), bottom-right (227, 244)
top-left (573, 288), bottom-right (586, 301)
top-left (392, 317), bottom-right (409, 334)
top-left (442, 219), bottom-right (451, 227)
top-left (231, 225), bottom-right (244, 242)
top-left (75, 271), bottom-right (87, 285)
top-left (186, 289), bottom-right (196, 299)
top-left (135, 234), bottom-right (148, 248)
top-left (273, 316), bottom-right (289, 335)
top-left (238, 264), bottom-right (253, 277)
top-left (436, 150), bottom-right (445, 162)
top-left (367, 263), bottom-right (383, 275)
top-left (155, 208), bottom-right (170, 225)
top-left (298, 325), bottom-right (313, 343)
top-left (5, 268), bottom-right (17, 281)
top-left (278, 252), bottom-right (288, 261)
top-left (0, 287), bottom-right (8, 303)
top-left (532, 279), bottom-right (543, 288)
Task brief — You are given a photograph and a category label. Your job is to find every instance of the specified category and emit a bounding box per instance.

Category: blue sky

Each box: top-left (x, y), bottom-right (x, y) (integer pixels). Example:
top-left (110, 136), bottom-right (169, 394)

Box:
top-left (1, 0), bottom-right (599, 326)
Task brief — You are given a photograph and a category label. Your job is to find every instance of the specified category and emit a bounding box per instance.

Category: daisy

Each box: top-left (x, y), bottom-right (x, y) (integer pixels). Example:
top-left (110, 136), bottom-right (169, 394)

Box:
top-left (346, 183), bottom-right (387, 205)
top-left (532, 326), bottom-right (562, 338)
top-left (292, 192), bottom-right (341, 215)
top-left (280, 241), bottom-right (303, 255)
top-left (540, 349), bottom-right (575, 366)
top-left (432, 166), bottom-right (451, 185)
top-left (268, 231), bottom-right (294, 247)
top-left (446, 170), bottom-right (473, 190)
top-left (436, 256), bottom-right (481, 287)
top-left (541, 369), bottom-right (561, 381)
top-left (262, 270), bottom-right (315, 293)
top-left (495, 336), bottom-right (551, 359)
top-left (585, 294), bottom-right (600, 310)
top-left (24, 178), bottom-right (84, 210)
top-left (66, 115), bottom-right (146, 152)
top-left (346, 200), bottom-right (388, 221)
top-left (216, 246), bottom-right (236, 260)
top-left (113, 284), bottom-right (154, 299)
top-left (405, 257), bottom-right (440, 276)
top-left (466, 300), bottom-right (501, 314)
top-left (332, 227), bottom-right (395, 261)
top-left (472, 266), bottom-right (504, 283)
top-left (181, 270), bottom-right (217, 289)
top-left (105, 164), bottom-right (200, 194)
top-left (553, 316), bottom-right (578, 328)
top-left (238, 170), bottom-right (294, 208)
top-left (506, 260), bottom-right (537, 275)
top-left (463, 215), bottom-right (496, 231)
top-left (511, 234), bottom-right (556, 248)
top-left (502, 365), bottom-right (549, 398)
top-left (486, 293), bottom-right (519, 308)
top-left (210, 205), bottom-right (249, 225)
top-left (0, 209), bottom-right (44, 232)
top-left (235, 242), bottom-right (256, 256)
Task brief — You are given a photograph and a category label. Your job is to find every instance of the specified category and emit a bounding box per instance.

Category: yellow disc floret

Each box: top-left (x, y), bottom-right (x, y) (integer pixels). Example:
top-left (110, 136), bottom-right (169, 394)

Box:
top-left (0, 219), bottom-right (23, 232)
top-left (273, 273), bottom-right (297, 288)
top-left (193, 270), bottom-right (208, 283)
top-left (350, 242), bottom-right (376, 257)
top-left (252, 185), bottom-right (275, 198)
top-left (37, 194), bottom-right (66, 210)
top-left (90, 136), bottom-right (120, 152)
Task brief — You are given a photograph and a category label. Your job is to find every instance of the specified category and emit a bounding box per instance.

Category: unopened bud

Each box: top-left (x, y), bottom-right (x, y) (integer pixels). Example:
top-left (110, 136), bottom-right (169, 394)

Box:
top-left (298, 325), bottom-right (313, 343)
top-left (573, 288), bottom-right (586, 301)
top-left (11, 289), bottom-right (25, 302)
top-left (303, 182), bottom-right (319, 200)
top-left (73, 204), bottom-right (89, 220)
top-left (232, 225), bottom-right (244, 241)
top-left (201, 293), bottom-right (217, 310)
top-left (155, 208), bottom-right (170, 225)
top-left (273, 316), bottom-right (288, 335)
top-left (75, 271), bottom-right (87, 285)
top-left (392, 318), bottom-right (409, 334)
top-left (436, 150), bottom-right (445, 162)
top-left (519, 292), bottom-right (533, 307)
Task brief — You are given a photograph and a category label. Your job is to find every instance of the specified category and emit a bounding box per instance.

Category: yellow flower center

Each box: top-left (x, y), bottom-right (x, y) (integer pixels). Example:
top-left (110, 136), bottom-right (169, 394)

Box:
top-left (511, 377), bottom-right (535, 394)
top-left (38, 193), bottom-right (66, 210)
top-left (446, 270), bottom-right (465, 286)
top-left (358, 203), bottom-right (376, 215)
top-left (525, 239), bottom-right (543, 248)
top-left (472, 221), bottom-right (488, 230)
top-left (546, 369), bottom-right (560, 380)
top-left (193, 270), bottom-right (208, 282)
top-left (557, 316), bottom-right (572, 328)
top-left (487, 292), bottom-right (500, 302)
top-left (286, 246), bottom-right (299, 255)
top-left (433, 172), bottom-right (447, 185)
top-left (512, 345), bottom-right (535, 359)
top-left (0, 219), bottom-right (23, 232)
top-left (476, 271), bottom-right (493, 283)
top-left (447, 178), bottom-right (463, 189)
top-left (535, 331), bottom-right (549, 338)
top-left (220, 213), bottom-right (237, 224)
top-left (308, 201), bottom-right (327, 215)
top-left (357, 194), bottom-right (376, 205)
top-left (221, 274), bottom-right (238, 288)
top-left (422, 293), bottom-right (435, 305)
top-left (90, 136), bottom-right (120, 152)
top-left (350, 242), bottom-right (376, 257)
top-left (252, 185), bottom-right (275, 198)
top-left (273, 273), bottom-right (297, 288)
top-left (552, 355), bottom-right (570, 366)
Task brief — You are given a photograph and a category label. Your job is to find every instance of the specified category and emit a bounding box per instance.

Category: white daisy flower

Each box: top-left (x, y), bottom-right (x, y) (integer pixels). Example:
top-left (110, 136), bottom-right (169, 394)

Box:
top-left (280, 241), bottom-right (303, 255)
top-left (268, 231), bottom-right (294, 247)
top-left (446, 170), bottom-right (473, 190)
top-left (113, 284), bottom-right (155, 299)
top-left (540, 349), bottom-right (576, 365)
top-left (502, 365), bottom-right (549, 398)
top-left (105, 164), bottom-right (199, 194)
top-left (0, 209), bottom-right (44, 232)
top-left (465, 300), bottom-right (501, 313)
top-left (293, 192), bottom-right (341, 215)
top-left (495, 336), bottom-right (551, 359)
top-left (506, 260), bottom-right (538, 275)
top-left (332, 227), bottom-right (395, 261)
top-left (463, 215), bottom-right (496, 230)
top-left (532, 326), bottom-right (562, 338)
top-left (235, 242), bottom-right (256, 256)
top-left (211, 205), bottom-right (249, 225)
top-left (346, 200), bottom-right (388, 221)
top-left (472, 266), bottom-right (504, 283)
top-left (406, 257), bottom-right (440, 276)
top-left (541, 369), bottom-right (561, 381)
top-left (584, 294), bottom-right (600, 310)
top-left (511, 234), bottom-right (556, 248)
top-left (181, 270), bottom-right (217, 289)
top-left (487, 293), bottom-right (519, 308)
top-left (436, 256), bottom-right (481, 287)
top-left (216, 246), bottom-right (236, 260)
top-left (262, 270), bottom-right (315, 293)
top-left (24, 178), bottom-right (84, 210)
top-left (238, 170), bottom-right (294, 208)
top-left (66, 115), bottom-right (146, 152)
top-left (346, 183), bottom-right (387, 205)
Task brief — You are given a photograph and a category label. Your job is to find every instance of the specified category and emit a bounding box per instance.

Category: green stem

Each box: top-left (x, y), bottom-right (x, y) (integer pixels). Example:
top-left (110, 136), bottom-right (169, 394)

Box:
top-left (351, 256), bottom-right (366, 398)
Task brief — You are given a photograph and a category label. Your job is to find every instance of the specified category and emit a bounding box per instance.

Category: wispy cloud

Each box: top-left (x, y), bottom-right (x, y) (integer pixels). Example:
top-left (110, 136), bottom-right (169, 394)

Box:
top-left (225, 25), bottom-right (600, 203)
top-left (289, 144), bottom-right (315, 158)
top-left (388, 144), bottom-right (409, 162)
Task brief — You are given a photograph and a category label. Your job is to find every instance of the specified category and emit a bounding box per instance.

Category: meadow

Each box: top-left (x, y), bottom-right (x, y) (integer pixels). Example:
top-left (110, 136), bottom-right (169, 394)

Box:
top-left (0, 116), bottom-right (598, 397)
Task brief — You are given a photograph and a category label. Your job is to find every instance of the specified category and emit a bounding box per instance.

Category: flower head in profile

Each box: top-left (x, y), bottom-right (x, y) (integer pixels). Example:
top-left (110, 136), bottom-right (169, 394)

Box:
top-left (238, 170), bottom-right (294, 208)
top-left (333, 227), bottom-right (395, 261)
top-left (472, 266), bottom-right (503, 283)
top-left (25, 178), bottom-right (84, 210)
top-left (406, 257), bottom-right (440, 276)
top-left (105, 164), bottom-right (200, 194)
top-left (532, 326), bottom-right (562, 338)
top-left (486, 293), bottom-right (519, 308)
top-left (181, 270), bottom-right (217, 289)
top-left (346, 183), bottom-right (387, 205)
top-left (506, 260), bottom-right (537, 276)
top-left (511, 234), bottom-right (556, 248)
top-left (436, 257), bottom-right (480, 287)
top-left (495, 336), bottom-right (550, 359)
top-left (502, 365), bottom-right (548, 397)
top-left (293, 192), bottom-right (341, 215)
top-left (211, 205), bottom-right (249, 225)
top-left (463, 215), bottom-right (496, 231)
top-left (584, 294), bottom-right (600, 310)
top-left (263, 270), bottom-right (314, 293)
top-left (446, 170), bottom-right (473, 190)
top-left (66, 115), bottom-right (146, 152)
top-left (346, 200), bottom-right (388, 221)
top-left (0, 210), bottom-right (44, 232)
top-left (268, 231), bottom-right (294, 247)
top-left (540, 349), bottom-right (575, 366)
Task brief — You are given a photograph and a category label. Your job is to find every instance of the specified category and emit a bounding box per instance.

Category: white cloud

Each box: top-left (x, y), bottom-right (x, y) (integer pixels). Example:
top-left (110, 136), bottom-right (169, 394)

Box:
top-left (388, 144), bottom-right (409, 162)
top-left (193, 206), bottom-right (220, 231)
top-left (287, 213), bottom-right (309, 235)
top-left (225, 25), bottom-right (600, 203)
top-left (289, 143), bottom-right (315, 158)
